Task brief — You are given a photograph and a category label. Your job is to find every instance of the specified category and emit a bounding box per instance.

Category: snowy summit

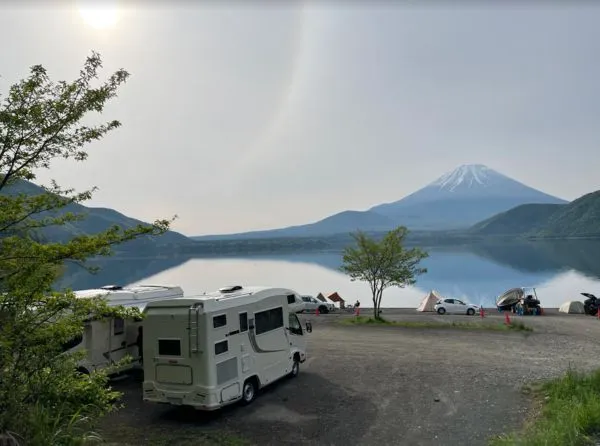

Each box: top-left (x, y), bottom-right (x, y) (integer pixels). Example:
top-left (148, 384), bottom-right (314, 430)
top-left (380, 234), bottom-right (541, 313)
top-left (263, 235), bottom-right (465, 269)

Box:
top-left (430, 164), bottom-right (496, 191)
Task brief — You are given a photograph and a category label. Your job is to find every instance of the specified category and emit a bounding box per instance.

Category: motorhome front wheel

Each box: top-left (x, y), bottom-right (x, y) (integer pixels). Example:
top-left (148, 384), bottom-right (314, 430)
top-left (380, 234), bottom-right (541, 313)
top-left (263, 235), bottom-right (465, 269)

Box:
top-left (291, 360), bottom-right (300, 378)
top-left (242, 379), bottom-right (257, 405)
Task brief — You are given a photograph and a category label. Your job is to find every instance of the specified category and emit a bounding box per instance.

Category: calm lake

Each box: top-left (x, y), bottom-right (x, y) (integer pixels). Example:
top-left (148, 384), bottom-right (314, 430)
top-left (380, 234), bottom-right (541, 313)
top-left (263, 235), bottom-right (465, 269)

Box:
top-left (56, 239), bottom-right (600, 308)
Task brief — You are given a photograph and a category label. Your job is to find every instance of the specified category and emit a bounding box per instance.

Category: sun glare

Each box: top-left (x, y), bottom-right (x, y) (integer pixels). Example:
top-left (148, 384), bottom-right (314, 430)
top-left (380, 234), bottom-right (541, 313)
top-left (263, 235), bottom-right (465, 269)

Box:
top-left (77, 0), bottom-right (119, 30)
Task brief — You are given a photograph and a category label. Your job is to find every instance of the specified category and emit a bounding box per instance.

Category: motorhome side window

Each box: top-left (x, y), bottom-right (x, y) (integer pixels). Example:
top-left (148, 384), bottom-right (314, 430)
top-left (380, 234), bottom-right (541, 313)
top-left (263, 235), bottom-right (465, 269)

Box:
top-left (113, 318), bottom-right (125, 335)
top-left (287, 294), bottom-right (296, 304)
top-left (213, 314), bottom-right (227, 329)
top-left (215, 340), bottom-right (228, 355)
top-left (255, 307), bottom-right (284, 335)
top-left (288, 313), bottom-right (302, 336)
top-left (239, 312), bottom-right (248, 332)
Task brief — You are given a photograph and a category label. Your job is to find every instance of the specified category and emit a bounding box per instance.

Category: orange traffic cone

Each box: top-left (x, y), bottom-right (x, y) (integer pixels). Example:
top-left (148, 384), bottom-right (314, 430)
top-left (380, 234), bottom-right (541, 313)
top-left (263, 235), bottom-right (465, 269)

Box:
top-left (504, 311), bottom-right (511, 325)
top-left (315, 307), bottom-right (320, 316)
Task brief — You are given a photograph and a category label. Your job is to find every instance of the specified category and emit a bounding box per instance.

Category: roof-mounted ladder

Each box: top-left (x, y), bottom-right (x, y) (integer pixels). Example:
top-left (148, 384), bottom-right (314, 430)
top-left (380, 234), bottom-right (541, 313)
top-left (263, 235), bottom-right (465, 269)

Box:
top-left (188, 303), bottom-right (202, 355)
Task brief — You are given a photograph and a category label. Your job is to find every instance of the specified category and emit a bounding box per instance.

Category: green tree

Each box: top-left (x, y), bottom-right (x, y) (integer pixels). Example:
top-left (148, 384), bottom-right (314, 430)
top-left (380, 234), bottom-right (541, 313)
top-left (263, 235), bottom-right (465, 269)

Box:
top-left (0, 52), bottom-right (172, 444)
top-left (340, 227), bottom-right (428, 319)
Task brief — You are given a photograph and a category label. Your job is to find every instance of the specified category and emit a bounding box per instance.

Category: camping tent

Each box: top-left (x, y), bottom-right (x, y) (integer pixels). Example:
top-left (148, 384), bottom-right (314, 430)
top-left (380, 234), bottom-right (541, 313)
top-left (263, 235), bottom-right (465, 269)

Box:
top-left (327, 292), bottom-right (345, 308)
top-left (559, 300), bottom-right (585, 314)
top-left (318, 292), bottom-right (346, 309)
top-left (417, 290), bottom-right (443, 312)
top-left (316, 293), bottom-right (327, 303)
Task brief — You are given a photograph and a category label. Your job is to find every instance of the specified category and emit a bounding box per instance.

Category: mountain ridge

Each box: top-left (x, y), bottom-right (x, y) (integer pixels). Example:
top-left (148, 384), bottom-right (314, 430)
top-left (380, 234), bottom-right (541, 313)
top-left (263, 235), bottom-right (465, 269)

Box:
top-left (193, 164), bottom-right (568, 240)
top-left (0, 179), bottom-right (193, 251)
top-left (469, 190), bottom-right (600, 238)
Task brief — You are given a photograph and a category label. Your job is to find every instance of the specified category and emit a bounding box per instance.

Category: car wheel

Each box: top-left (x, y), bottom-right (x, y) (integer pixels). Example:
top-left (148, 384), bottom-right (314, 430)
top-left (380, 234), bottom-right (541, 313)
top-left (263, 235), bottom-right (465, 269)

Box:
top-left (241, 379), bottom-right (257, 405)
top-left (467, 308), bottom-right (475, 316)
top-left (318, 305), bottom-right (328, 314)
top-left (437, 307), bottom-right (446, 315)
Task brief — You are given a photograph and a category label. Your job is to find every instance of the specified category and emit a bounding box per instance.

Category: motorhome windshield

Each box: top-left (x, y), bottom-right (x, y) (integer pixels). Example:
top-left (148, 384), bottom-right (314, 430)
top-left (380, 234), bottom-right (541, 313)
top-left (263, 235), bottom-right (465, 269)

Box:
top-left (60, 333), bottom-right (83, 352)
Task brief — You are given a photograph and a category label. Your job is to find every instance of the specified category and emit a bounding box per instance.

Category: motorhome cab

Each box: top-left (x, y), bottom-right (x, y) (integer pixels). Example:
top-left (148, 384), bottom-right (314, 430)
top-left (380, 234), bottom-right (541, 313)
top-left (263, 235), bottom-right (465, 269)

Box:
top-left (68, 284), bottom-right (184, 375)
top-left (142, 285), bottom-right (311, 410)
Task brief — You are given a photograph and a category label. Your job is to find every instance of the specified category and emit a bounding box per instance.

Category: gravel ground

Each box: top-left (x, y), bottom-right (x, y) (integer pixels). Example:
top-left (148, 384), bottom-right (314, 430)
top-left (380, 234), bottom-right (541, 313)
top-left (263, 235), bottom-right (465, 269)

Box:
top-left (99, 309), bottom-right (600, 446)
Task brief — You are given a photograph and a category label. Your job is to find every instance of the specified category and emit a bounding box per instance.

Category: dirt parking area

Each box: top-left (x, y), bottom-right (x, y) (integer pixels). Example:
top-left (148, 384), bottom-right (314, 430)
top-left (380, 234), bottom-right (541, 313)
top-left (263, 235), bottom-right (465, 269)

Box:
top-left (100, 309), bottom-right (600, 446)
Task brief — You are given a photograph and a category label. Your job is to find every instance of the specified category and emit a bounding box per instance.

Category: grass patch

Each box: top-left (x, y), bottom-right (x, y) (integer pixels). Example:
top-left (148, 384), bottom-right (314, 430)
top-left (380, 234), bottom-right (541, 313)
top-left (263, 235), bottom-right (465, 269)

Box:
top-left (101, 422), bottom-right (251, 446)
top-left (340, 316), bottom-right (532, 332)
top-left (490, 369), bottom-right (600, 446)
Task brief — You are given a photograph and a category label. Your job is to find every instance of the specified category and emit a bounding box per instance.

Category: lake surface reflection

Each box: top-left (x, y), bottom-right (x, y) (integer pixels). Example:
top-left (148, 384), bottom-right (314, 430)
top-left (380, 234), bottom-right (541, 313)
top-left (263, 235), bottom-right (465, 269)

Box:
top-left (55, 240), bottom-right (600, 309)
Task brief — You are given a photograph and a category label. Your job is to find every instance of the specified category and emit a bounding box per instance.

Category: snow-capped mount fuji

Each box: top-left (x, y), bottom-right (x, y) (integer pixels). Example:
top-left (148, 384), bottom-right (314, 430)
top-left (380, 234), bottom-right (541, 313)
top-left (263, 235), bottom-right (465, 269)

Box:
top-left (431, 164), bottom-right (497, 191)
top-left (192, 164), bottom-right (568, 240)
top-left (369, 164), bottom-right (568, 229)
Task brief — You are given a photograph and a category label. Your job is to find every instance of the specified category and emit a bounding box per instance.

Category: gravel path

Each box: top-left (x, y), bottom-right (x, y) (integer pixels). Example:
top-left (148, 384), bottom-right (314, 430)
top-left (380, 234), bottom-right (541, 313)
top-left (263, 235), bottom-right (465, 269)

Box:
top-left (99, 309), bottom-right (600, 446)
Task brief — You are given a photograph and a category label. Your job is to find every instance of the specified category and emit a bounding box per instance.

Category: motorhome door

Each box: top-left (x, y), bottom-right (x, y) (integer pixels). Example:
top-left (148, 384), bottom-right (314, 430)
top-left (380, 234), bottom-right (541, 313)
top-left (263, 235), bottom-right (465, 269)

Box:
top-left (106, 317), bottom-right (130, 366)
top-left (287, 313), bottom-right (307, 353)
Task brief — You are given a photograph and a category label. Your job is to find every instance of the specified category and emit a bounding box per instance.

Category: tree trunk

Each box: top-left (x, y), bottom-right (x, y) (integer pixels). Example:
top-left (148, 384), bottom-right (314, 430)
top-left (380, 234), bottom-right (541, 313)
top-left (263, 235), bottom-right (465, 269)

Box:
top-left (375, 288), bottom-right (384, 319)
top-left (372, 293), bottom-right (378, 319)
top-left (374, 297), bottom-right (381, 319)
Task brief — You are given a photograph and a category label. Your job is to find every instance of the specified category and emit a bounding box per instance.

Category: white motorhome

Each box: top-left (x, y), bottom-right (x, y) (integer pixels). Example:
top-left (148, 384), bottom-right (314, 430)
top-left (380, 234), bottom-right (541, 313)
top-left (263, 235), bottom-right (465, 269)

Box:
top-left (67, 284), bottom-right (184, 375)
top-left (142, 285), bottom-right (312, 410)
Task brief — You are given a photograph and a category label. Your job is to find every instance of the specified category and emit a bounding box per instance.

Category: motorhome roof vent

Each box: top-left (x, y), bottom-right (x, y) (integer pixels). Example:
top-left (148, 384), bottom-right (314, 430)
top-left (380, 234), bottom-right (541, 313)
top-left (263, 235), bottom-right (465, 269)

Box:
top-left (219, 285), bottom-right (243, 294)
top-left (100, 285), bottom-right (123, 291)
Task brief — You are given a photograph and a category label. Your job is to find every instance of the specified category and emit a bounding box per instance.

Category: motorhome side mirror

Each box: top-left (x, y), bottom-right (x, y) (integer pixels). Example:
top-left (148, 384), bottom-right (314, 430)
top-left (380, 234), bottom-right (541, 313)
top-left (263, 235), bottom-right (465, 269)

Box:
top-left (305, 321), bottom-right (312, 333)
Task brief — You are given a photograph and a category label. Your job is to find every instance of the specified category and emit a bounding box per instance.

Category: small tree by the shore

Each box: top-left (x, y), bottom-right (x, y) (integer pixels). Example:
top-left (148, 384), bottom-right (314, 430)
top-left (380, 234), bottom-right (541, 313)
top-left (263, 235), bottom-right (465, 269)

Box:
top-left (340, 227), bottom-right (428, 319)
top-left (0, 52), bottom-right (172, 444)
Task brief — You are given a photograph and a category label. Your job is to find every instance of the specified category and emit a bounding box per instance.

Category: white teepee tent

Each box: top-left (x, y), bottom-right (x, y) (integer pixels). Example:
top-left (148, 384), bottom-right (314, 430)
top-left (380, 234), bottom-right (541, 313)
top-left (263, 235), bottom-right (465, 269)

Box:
top-left (416, 290), bottom-right (443, 312)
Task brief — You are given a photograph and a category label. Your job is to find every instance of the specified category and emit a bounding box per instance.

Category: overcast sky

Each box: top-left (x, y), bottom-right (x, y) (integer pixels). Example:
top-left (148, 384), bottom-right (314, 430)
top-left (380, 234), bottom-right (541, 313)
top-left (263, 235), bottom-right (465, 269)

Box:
top-left (1, 2), bottom-right (599, 236)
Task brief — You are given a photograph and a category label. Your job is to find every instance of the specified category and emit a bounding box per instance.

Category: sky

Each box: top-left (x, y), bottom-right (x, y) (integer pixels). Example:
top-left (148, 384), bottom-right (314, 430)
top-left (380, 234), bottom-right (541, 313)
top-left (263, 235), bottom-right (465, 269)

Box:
top-left (1, 1), bottom-right (599, 236)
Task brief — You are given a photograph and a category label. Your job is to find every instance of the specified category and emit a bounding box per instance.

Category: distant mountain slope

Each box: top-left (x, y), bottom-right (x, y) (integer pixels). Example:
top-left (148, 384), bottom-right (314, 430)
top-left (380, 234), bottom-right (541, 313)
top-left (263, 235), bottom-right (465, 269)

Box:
top-left (193, 164), bottom-right (568, 240)
top-left (1, 180), bottom-right (192, 251)
top-left (369, 164), bottom-right (567, 229)
top-left (469, 190), bottom-right (600, 238)
top-left (470, 203), bottom-right (565, 235)
top-left (193, 210), bottom-right (396, 241)
top-left (534, 191), bottom-right (600, 237)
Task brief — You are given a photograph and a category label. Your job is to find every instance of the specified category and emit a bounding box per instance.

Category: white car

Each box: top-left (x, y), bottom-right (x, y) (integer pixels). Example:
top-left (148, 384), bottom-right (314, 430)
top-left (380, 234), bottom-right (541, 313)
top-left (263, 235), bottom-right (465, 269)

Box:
top-left (301, 295), bottom-right (335, 314)
top-left (434, 298), bottom-right (480, 315)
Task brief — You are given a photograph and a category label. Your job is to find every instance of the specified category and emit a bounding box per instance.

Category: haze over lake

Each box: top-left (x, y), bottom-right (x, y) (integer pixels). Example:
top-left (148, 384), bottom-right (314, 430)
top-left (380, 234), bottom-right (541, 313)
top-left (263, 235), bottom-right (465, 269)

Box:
top-left (57, 240), bottom-right (600, 308)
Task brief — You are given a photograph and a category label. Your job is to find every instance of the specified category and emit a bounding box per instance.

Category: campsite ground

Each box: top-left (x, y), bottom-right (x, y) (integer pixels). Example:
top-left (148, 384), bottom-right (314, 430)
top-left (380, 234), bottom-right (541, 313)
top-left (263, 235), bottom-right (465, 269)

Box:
top-left (100, 309), bottom-right (600, 446)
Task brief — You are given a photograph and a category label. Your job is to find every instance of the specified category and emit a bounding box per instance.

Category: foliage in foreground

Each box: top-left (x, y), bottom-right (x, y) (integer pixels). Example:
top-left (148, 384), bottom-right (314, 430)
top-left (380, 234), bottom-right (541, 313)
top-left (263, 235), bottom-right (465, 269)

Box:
top-left (340, 227), bottom-right (428, 319)
top-left (341, 316), bottom-right (533, 332)
top-left (0, 52), bottom-right (172, 444)
top-left (490, 368), bottom-right (600, 446)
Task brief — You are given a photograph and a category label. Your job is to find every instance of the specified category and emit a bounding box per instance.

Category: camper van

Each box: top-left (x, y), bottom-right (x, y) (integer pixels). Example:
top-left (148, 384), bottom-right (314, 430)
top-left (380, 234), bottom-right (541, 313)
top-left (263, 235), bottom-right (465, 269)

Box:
top-left (68, 284), bottom-right (184, 375)
top-left (142, 285), bottom-right (312, 410)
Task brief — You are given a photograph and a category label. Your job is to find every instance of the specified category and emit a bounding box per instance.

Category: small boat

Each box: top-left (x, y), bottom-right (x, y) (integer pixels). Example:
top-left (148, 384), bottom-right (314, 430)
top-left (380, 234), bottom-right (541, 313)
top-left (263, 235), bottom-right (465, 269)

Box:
top-left (496, 287), bottom-right (539, 309)
top-left (496, 287), bottom-right (525, 308)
